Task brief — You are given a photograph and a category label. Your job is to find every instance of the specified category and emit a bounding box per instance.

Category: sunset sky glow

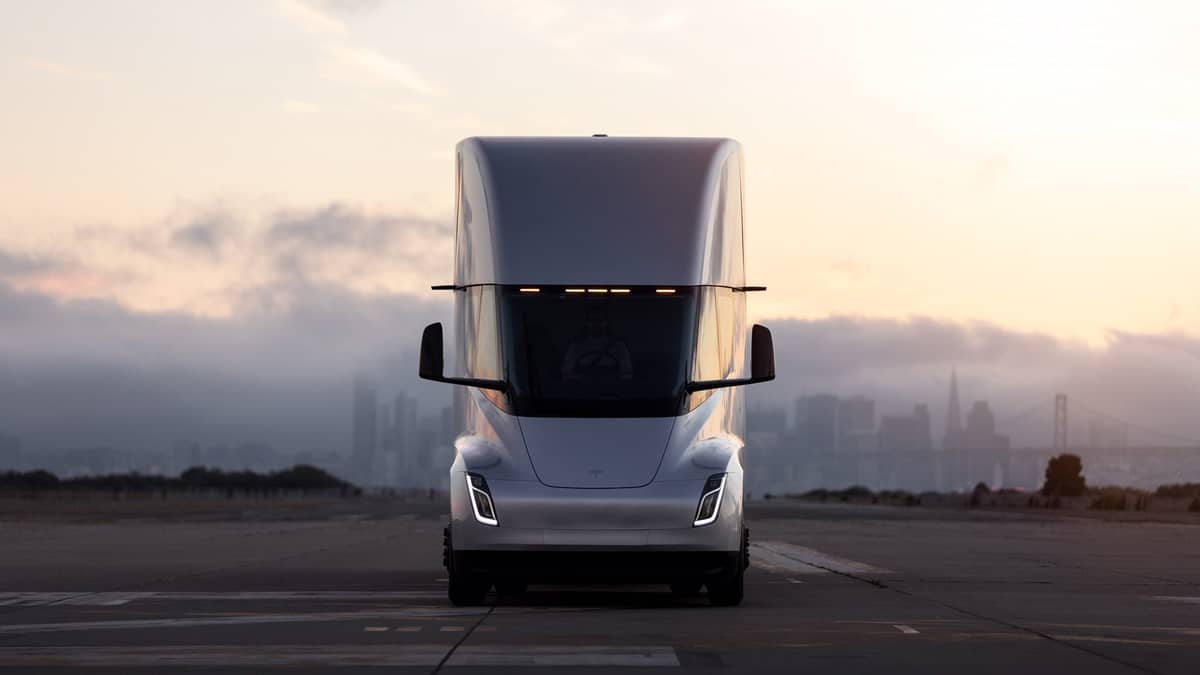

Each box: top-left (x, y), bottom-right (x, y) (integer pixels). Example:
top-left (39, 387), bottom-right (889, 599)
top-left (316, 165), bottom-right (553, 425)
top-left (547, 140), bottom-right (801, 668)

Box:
top-left (2, 0), bottom-right (1199, 342)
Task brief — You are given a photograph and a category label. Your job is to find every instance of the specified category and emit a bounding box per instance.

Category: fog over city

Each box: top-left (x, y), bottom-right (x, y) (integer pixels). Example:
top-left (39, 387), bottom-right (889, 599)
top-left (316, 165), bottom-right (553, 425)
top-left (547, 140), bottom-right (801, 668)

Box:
top-left (2, 198), bottom-right (1198, 489)
top-left (2, 237), bottom-right (1198, 461)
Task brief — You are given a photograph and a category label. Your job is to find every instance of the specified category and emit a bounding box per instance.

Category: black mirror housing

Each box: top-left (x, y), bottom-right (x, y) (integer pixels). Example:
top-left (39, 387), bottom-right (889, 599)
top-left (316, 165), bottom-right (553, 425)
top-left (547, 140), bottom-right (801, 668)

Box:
top-left (419, 322), bottom-right (445, 381)
top-left (749, 324), bottom-right (776, 381)
top-left (418, 322), bottom-right (507, 392)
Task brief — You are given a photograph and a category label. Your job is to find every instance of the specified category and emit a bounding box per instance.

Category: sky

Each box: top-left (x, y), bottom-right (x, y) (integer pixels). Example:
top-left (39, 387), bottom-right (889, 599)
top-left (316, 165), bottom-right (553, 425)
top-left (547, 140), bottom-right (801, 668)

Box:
top-left (1, 1), bottom-right (1199, 455)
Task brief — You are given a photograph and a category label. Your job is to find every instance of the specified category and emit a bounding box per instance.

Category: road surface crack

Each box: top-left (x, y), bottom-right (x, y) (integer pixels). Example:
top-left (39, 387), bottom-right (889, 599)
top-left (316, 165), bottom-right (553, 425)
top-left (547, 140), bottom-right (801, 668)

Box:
top-left (805, 562), bottom-right (1164, 675)
top-left (431, 603), bottom-right (494, 673)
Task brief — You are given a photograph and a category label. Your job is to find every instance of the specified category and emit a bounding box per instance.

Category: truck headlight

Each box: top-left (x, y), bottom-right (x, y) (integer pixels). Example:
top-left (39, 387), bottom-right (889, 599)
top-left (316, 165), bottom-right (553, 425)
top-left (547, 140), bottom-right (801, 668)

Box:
top-left (466, 472), bottom-right (498, 526)
top-left (693, 473), bottom-right (726, 527)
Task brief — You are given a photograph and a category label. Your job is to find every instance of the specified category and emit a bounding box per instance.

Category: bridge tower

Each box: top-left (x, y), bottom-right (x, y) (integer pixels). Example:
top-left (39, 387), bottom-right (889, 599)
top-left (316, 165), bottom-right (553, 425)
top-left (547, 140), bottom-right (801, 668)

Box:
top-left (1053, 394), bottom-right (1068, 452)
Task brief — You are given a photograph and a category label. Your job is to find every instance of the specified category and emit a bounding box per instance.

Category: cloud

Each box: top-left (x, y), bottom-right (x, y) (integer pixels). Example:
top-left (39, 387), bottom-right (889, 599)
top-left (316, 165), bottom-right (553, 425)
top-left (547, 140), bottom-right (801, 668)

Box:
top-left (45, 201), bottom-right (454, 312)
top-left (276, 0), bottom-right (347, 35)
top-left (24, 57), bottom-right (111, 82)
top-left (0, 278), bottom-right (451, 456)
top-left (0, 249), bottom-right (64, 278)
top-left (325, 46), bottom-right (438, 94)
top-left (266, 203), bottom-right (448, 249)
top-left (260, 203), bottom-right (452, 287)
top-left (308, 0), bottom-right (386, 15)
top-left (1, 269), bottom-right (1197, 463)
top-left (168, 214), bottom-right (237, 260)
top-left (281, 98), bottom-right (320, 114)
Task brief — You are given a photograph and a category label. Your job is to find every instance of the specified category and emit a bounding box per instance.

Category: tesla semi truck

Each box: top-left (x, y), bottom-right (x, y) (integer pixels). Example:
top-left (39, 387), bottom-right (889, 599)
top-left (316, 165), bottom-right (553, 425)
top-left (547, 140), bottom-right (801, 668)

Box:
top-left (418, 136), bottom-right (775, 606)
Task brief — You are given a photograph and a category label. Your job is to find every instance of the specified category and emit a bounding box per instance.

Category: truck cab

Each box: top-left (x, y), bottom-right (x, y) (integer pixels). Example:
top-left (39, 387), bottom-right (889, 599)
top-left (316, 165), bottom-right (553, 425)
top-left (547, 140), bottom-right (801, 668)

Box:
top-left (419, 136), bottom-right (774, 606)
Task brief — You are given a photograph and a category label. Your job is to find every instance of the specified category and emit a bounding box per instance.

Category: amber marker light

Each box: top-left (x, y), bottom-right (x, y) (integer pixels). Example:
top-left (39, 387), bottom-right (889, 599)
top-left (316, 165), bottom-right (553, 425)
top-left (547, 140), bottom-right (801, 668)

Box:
top-left (519, 288), bottom-right (540, 293)
top-left (655, 288), bottom-right (676, 294)
top-left (587, 288), bottom-right (608, 294)
top-left (609, 288), bottom-right (631, 294)
top-left (565, 288), bottom-right (586, 294)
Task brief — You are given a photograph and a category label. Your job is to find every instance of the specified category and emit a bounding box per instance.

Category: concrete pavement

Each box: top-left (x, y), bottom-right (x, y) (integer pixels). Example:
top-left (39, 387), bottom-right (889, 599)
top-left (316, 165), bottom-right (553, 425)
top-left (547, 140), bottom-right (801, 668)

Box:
top-left (0, 499), bottom-right (1197, 673)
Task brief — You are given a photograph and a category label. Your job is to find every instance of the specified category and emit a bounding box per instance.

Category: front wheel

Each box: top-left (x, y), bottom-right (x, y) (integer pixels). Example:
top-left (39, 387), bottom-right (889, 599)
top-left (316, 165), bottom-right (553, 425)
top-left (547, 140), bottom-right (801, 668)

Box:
top-left (706, 527), bottom-right (747, 607)
top-left (670, 580), bottom-right (703, 597)
top-left (494, 580), bottom-right (528, 597)
top-left (445, 526), bottom-right (490, 606)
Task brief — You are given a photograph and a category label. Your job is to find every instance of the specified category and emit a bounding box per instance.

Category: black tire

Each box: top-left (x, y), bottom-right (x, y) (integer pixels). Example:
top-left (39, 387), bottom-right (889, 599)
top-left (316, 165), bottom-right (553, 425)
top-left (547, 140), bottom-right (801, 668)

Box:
top-left (707, 527), bottom-right (747, 607)
top-left (494, 580), bottom-right (528, 597)
top-left (670, 580), bottom-right (703, 597)
top-left (445, 526), bottom-right (490, 606)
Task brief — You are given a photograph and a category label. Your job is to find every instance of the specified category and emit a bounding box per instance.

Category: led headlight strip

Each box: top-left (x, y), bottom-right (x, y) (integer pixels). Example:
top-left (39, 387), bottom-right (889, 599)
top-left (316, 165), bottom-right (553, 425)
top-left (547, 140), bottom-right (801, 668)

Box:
top-left (466, 472), bottom-right (498, 526)
top-left (693, 473), bottom-right (726, 527)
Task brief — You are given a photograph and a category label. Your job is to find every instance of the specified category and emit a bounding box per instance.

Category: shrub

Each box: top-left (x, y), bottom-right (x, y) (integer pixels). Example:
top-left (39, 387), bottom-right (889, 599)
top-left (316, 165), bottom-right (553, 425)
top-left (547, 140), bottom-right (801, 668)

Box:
top-left (1042, 454), bottom-right (1086, 497)
top-left (1156, 483), bottom-right (1200, 499)
top-left (969, 482), bottom-right (991, 507)
top-left (1090, 493), bottom-right (1127, 510)
top-left (1, 465), bottom-right (352, 494)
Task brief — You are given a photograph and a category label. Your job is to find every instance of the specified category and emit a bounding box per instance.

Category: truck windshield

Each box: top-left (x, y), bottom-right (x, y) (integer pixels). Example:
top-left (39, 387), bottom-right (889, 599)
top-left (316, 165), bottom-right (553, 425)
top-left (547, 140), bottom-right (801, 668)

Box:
top-left (499, 286), bottom-right (697, 417)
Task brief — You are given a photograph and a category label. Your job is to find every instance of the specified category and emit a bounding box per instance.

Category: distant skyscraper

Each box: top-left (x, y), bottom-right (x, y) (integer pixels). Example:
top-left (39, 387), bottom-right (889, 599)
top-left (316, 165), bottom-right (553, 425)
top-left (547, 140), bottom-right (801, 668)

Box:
top-left (793, 395), bottom-right (810, 440)
top-left (352, 376), bottom-right (378, 483)
top-left (878, 404), bottom-right (933, 452)
top-left (962, 401), bottom-right (1010, 450)
top-left (837, 396), bottom-right (875, 451)
top-left (748, 407), bottom-right (788, 434)
top-left (913, 404), bottom-right (933, 450)
top-left (943, 368), bottom-right (963, 449)
top-left (805, 394), bottom-right (839, 451)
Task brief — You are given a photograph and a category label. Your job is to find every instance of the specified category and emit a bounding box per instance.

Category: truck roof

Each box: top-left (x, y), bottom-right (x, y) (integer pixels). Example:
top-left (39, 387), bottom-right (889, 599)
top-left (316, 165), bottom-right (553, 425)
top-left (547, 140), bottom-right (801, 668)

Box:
top-left (454, 136), bottom-right (744, 287)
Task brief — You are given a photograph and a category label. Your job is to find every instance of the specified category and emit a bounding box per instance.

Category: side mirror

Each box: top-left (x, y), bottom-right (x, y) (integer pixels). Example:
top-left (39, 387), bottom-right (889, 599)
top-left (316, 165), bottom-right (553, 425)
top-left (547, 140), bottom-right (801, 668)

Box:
top-left (418, 322), bottom-right (507, 392)
top-left (419, 323), bottom-right (446, 381)
top-left (749, 324), bottom-right (776, 382)
top-left (686, 323), bottom-right (776, 392)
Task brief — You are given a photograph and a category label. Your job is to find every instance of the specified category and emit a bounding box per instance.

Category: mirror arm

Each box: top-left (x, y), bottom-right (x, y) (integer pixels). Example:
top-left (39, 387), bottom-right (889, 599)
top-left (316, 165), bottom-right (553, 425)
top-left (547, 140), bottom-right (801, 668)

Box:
top-left (685, 374), bottom-right (774, 393)
top-left (422, 373), bottom-right (508, 392)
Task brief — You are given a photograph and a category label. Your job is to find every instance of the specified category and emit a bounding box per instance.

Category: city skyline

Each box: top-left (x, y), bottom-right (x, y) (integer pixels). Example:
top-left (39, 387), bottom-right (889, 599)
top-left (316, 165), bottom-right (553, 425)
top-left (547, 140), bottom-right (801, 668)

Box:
top-left (5, 365), bottom-right (1191, 494)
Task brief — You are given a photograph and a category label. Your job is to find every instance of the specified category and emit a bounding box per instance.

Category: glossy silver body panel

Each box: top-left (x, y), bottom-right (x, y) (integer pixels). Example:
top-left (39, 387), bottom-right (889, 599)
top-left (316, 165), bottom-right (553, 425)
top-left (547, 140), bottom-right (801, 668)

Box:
top-left (518, 416), bottom-right (673, 489)
top-left (447, 137), bottom-right (749, 561)
top-left (455, 137), bottom-right (745, 288)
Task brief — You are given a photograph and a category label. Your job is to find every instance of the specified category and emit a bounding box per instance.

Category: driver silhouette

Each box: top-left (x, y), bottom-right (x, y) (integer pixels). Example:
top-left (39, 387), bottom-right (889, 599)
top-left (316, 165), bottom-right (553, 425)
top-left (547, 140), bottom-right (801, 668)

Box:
top-left (561, 307), bottom-right (634, 382)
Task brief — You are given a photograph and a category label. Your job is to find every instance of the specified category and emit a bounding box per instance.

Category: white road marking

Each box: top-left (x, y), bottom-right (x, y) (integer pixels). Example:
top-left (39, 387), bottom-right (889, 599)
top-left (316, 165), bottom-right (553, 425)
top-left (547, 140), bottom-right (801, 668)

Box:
top-left (440, 625), bottom-right (465, 632)
top-left (1049, 634), bottom-right (1178, 646)
top-left (0, 645), bottom-right (448, 667)
top-left (749, 546), bottom-right (828, 575)
top-left (364, 626), bottom-right (389, 632)
top-left (447, 645), bottom-right (679, 667)
top-left (1153, 596), bottom-right (1200, 605)
top-left (751, 541), bottom-right (893, 576)
top-left (0, 593), bottom-right (79, 607)
top-left (0, 645), bottom-right (680, 668)
top-left (786, 578), bottom-right (804, 584)
top-left (893, 624), bottom-right (919, 634)
top-left (394, 626), bottom-right (422, 632)
top-left (0, 591), bottom-right (443, 607)
top-left (0, 608), bottom-right (487, 635)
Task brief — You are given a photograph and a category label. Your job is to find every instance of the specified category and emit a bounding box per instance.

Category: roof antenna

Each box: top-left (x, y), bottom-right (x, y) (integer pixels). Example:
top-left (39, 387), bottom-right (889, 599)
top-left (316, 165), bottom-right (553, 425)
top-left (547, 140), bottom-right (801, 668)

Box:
top-left (591, 133), bottom-right (608, 137)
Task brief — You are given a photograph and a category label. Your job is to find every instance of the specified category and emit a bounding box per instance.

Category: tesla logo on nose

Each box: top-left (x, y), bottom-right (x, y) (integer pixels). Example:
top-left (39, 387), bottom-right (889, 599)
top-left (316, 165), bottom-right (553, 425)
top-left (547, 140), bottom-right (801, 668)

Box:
top-left (588, 469), bottom-right (605, 478)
